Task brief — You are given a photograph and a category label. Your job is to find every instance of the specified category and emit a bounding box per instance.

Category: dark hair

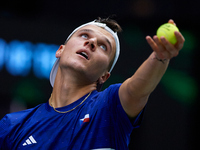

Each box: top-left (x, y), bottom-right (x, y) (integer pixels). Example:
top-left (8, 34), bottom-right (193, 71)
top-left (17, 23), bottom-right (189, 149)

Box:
top-left (95, 17), bottom-right (122, 33)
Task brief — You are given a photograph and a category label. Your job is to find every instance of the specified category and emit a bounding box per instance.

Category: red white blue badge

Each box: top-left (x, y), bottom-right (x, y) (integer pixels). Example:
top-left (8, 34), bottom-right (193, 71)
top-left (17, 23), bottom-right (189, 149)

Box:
top-left (79, 114), bottom-right (90, 126)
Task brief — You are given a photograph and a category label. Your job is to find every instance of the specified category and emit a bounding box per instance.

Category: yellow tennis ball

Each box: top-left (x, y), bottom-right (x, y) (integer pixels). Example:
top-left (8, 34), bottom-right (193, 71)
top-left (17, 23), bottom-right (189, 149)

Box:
top-left (156, 23), bottom-right (179, 45)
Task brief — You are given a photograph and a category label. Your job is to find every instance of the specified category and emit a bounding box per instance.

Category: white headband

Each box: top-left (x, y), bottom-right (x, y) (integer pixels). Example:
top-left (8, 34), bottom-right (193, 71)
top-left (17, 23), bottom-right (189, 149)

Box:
top-left (50, 20), bottom-right (120, 87)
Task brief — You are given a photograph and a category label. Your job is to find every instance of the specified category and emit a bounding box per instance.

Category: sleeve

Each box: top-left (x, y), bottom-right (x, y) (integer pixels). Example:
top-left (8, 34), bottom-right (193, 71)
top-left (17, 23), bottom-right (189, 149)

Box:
top-left (100, 83), bottom-right (145, 148)
top-left (0, 115), bottom-right (11, 149)
top-left (108, 83), bottom-right (145, 129)
top-left (129, 108), bottom-right (145, 128)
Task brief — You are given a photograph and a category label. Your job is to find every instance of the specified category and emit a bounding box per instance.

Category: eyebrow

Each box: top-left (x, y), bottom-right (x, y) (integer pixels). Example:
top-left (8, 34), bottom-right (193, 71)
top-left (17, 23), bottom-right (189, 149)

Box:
top-left (78, 29), bottom-right (112, 51)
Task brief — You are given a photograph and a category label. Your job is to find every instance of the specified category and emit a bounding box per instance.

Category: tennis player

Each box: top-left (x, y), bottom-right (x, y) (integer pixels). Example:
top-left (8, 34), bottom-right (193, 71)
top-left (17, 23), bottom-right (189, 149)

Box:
top-left (0, 18), bottom-right (185, 150)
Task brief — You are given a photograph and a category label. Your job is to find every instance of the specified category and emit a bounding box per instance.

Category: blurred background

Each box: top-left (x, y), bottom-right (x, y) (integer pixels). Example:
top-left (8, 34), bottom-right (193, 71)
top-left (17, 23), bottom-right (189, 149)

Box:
top-left (0, 0), bottom-right (199, 149)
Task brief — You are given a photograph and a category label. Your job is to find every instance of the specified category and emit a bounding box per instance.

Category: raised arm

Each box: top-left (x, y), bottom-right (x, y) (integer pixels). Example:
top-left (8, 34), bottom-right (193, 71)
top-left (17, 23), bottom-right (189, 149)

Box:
top-left (119, 20), bottom-right (185, 118)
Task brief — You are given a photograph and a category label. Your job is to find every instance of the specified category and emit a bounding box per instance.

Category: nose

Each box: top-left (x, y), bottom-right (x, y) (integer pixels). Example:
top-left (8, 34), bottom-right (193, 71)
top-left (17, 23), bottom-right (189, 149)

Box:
top-left (84, 38), bottom-right (97, 51)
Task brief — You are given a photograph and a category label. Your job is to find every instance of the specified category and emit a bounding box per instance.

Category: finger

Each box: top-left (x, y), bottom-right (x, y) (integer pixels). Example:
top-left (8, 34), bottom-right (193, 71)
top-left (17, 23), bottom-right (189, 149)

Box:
top-left (146, 36), bottom-right (158, 51)
top-left (153, 36), bottom-right (170, 59)
top-left (174, 31), bottom-right (185, 50)
top-left (146, 35), bottom-right (177, 59)
top-left (168, 19), bottom-right (176, 26)
top-left (155, 35), bottom-right (179, 59)
top-left (146, 36), bottom-right (163, 58)
top-left (160, 36), bottom-right (179, 58)
top-left (153, 36), bottom-right (165, 51)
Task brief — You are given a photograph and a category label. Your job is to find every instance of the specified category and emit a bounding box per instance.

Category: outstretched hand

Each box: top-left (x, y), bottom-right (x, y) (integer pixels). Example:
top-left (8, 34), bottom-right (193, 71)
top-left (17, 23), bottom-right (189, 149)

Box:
top-left (146, 19), bottom-right (185, 60)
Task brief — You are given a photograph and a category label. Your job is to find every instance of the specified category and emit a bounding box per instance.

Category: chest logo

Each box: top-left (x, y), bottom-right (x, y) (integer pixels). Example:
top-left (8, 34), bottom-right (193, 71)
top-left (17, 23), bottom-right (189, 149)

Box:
top-left (79, 114), bottom-right (90, 126)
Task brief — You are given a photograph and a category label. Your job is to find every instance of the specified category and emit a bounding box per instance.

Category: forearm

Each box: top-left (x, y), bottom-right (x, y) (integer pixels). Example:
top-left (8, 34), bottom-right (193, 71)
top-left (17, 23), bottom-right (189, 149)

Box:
top-left (119, 22), bottom-right (184, 117)
top-left (127, 52), bottom-right (169, 98)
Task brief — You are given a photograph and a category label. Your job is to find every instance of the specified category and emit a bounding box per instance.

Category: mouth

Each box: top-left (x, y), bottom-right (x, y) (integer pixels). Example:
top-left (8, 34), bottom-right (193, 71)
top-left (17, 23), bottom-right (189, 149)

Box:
top-left (76, 50), bottom-right (89, 60)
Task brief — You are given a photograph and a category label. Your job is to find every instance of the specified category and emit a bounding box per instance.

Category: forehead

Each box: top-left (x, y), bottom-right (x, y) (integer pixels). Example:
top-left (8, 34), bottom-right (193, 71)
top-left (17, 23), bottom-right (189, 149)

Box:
top-left (75, 25), bottom-right (116, 50)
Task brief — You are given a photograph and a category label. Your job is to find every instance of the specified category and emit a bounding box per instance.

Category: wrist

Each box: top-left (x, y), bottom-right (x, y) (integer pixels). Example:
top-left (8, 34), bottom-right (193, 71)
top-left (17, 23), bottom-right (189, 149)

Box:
top-left (152, 52), bottom-right (168, 64)
top-left (154, 56), bottom-right (167, 64)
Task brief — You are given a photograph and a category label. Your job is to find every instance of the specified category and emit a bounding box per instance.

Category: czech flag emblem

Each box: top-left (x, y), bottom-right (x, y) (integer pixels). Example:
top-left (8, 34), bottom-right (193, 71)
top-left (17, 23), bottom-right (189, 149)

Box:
top-left (80, 114), bottom-right (90, 126)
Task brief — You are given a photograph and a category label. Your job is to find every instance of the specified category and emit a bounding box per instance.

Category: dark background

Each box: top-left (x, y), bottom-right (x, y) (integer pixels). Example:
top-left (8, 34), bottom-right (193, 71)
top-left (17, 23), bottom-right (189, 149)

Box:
top-left (0, 0), bottom-right (199, 149)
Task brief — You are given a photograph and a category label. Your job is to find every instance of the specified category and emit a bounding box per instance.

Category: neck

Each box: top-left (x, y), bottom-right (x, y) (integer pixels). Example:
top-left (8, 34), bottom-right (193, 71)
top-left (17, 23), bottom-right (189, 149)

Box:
top-left (49, 68), bottom-right (97, 108)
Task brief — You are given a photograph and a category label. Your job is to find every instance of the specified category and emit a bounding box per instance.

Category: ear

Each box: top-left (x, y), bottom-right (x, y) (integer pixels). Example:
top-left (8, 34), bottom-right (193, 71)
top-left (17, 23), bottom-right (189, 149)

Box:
top-left (56, 45), bottom-right (65, 58)
top-left (98, 72), bottom-right (111, 84)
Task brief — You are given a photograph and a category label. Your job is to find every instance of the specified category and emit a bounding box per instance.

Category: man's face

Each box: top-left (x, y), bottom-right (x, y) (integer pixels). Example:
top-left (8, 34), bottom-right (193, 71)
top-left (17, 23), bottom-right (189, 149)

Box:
top-left (58, 25), bottom-right (116, 83)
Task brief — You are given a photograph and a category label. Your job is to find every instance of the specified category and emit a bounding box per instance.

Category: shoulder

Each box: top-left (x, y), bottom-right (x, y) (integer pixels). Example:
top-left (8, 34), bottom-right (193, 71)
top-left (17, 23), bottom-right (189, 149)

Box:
top-left (89, 83), bottom-right (122, 108)
top-left (106, 83), bottom-right (121, 91)
top-left (0, 104), bottom-right (45, 148)
top-left (94, 83), bottom-right (121, 103)
top-left (0, 104), bottom-right (44, 131)
top-left (86, 83), bottom-right (122, 110)
top-left (101, 83), bottom-right (121, 97)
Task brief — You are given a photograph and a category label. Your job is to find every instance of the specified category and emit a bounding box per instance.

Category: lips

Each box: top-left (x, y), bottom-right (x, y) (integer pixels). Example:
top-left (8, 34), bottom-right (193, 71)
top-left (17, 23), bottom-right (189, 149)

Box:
top-left (76, 50), bottom-right (90, 60)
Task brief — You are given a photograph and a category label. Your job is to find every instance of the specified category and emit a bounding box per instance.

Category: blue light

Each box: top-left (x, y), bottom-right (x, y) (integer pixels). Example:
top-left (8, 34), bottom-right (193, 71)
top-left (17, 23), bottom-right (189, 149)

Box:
top-left (0, 38), bottom-right (59, 79)
top-left (33, 43), bottom-right (58, 79)
top-left (5, 40), bottom-right (32, 76)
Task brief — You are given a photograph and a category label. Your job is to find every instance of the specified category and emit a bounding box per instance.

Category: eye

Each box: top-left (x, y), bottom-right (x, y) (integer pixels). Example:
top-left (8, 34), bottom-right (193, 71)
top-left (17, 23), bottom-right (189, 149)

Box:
top-left (100, 45), bottom-right (107, 51)
top-left (81, 34), bottom-right (88, 39)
